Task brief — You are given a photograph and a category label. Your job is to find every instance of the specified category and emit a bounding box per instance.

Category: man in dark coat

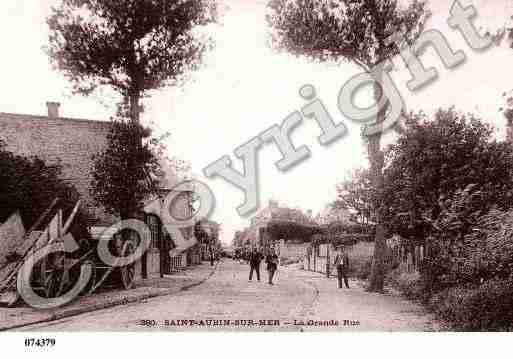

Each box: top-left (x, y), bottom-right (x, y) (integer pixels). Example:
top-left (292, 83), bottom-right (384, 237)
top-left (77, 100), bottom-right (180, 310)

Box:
top-left (333, 247), bottom-right (350, 289)
top-left (248, 247), bottom-right (263, 281)
top-left (209, 246), bottom-right (216, 266)
top-left (265, 248), bottom-right (279, 285)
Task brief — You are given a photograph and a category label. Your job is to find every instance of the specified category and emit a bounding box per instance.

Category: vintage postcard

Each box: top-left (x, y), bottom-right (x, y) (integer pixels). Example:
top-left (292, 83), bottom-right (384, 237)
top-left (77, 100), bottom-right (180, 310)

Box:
top-left (1, 1), bottom-right (513, 351)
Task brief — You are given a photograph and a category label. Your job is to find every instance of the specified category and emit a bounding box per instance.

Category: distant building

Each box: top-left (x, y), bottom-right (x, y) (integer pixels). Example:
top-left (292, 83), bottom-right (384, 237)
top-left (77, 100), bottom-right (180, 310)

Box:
top-left (315, 204), bottom-right (352, 226)
top-left (196, 219), bottom-right (220, 260)
top-left (242, 199), bottom-right (317, 251)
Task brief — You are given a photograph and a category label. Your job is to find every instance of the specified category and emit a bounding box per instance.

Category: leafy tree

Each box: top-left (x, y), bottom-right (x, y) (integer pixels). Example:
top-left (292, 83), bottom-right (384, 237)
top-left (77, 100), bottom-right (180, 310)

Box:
top-left (47, 0), bottom-right (217, 123)
top-left (466, 208), bottom-right (513, 282)
top-left (382, 108), bottom-right (513, 291)
top-left (332, 168), bottom-right (373, 228)
top-left (383, 108), bottom-right (513, 239)
top-left (0, 141), bottom-right (89, 240)
top-left (314, 203), bottom-right (352, 227)
top-left (267, 0), bottom-right (429, 291)
top-left (266, 221), bottom-right (323, 242)
top-left (91, 116), bottom-right (160, 219)
top-left (48, 0), bottom-right (217, 219)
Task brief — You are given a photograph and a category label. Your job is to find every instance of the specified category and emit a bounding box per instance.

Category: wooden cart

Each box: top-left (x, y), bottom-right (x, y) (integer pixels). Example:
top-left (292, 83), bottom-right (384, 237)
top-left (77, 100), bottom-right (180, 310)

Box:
top-left (0, 199), bottom-right (137, 307)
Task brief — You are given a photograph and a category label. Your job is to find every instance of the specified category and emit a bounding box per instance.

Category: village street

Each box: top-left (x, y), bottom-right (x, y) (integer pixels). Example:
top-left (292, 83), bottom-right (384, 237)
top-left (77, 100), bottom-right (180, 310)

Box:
top-left (17, 260), bottom-right (442, 331)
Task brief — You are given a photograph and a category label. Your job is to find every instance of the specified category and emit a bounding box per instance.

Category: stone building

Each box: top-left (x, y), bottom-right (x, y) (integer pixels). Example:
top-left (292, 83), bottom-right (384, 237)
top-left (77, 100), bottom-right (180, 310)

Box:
top-left (241, 199), bottom-right (318, 257)
top-left (199, 219), bottom-right (221, 260)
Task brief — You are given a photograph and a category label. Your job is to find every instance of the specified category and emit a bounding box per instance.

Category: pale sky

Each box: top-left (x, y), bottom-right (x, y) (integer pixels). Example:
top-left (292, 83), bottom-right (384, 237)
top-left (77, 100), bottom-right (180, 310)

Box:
top-left (1, 0), bottom-right (512, 245)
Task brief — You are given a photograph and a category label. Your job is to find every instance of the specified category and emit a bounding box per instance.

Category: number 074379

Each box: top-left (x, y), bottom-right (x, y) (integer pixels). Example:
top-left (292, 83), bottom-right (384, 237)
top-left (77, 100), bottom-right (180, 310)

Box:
top-left (24, 338), bottom-right (56, 347)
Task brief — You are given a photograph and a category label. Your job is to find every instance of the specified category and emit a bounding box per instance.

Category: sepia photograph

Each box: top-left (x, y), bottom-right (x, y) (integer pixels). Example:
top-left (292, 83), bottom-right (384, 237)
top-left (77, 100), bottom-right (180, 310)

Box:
top-left (0, 0), bottom-right (513, 355)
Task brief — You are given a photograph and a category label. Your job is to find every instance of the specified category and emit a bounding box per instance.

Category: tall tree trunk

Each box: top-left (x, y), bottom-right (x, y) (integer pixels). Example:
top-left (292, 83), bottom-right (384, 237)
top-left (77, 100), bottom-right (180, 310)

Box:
top-left (367, 75), bottom-right (388, 293)
top-left (129, 92), bottom-right (141, 123)
top-left (127, 91), bottom-right (141, 220)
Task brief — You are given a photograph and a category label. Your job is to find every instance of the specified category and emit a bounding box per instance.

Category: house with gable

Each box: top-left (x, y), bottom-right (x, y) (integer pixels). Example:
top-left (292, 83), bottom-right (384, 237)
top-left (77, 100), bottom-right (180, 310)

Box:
top-left (0, 102), bottom-right (197, 280)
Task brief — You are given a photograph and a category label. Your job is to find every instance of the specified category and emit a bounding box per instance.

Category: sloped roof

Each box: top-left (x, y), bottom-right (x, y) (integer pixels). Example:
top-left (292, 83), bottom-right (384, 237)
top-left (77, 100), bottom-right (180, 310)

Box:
top-left (0, 112), bottom-right (112, 224)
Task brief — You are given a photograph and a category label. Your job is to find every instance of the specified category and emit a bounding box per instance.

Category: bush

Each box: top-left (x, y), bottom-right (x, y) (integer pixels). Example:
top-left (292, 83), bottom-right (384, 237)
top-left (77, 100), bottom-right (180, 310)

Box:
top-left (0, 141), bottom-right (88, 236)
top-left (464, 208), bottom-right (513, 281)
top-left (91, 118), bottom-right (160, 219)
top-left (430, 279), bottom-right (513, 331)
top-left (388, 265), bottom-right (425, 300)
top-left (351, 259), bottom-right (372, 280)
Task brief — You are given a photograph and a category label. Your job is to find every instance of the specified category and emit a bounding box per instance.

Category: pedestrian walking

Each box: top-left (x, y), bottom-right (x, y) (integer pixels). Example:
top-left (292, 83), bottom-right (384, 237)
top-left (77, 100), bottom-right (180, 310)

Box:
top-left (248, 247), bottom-right (263, 281)
top-left (333, 247), bottom-right (350, 289)
top-left (209, 246), bottom-right (216, 266)
top-left (266, 248), bottom-right (279, 285)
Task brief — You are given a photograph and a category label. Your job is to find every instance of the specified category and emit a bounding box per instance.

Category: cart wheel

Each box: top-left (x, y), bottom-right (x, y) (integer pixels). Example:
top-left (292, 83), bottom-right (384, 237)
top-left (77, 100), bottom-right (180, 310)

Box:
top-left (119, 241), bottom-right (136, 290)
top-left (78, 260), bottom-right (97, 295)
top-left (39, 250), bottom-right (67, 298)
top-left (43, 271), bottom-right (59, 298)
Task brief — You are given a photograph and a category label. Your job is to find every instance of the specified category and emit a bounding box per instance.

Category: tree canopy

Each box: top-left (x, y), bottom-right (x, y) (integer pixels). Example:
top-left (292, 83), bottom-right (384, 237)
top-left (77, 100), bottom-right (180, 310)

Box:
top-left (266, 220), bottom-right (323, 242)
top-left (90, 117), bottom-right (159, 219)
top-left (48, 0), bottom-right (217, 219)
top-left (47, 0), bottom-right (217, 103)
top-left (382, 108), bottom-right (513, 242)
top-left (332, 168), bottom-right (373, 226)
top-left (267, 0), bottom-right (429, 69)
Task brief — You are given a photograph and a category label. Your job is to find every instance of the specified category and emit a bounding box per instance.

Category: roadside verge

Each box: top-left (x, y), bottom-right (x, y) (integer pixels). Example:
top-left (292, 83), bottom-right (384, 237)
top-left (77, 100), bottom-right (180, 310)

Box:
top-left (0, 262), bottom-right (218, 331)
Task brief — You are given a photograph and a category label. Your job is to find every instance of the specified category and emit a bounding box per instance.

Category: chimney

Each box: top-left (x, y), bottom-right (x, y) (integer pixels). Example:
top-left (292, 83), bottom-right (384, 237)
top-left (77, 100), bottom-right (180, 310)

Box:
top-left (46, 102), bottom-right (60, 119)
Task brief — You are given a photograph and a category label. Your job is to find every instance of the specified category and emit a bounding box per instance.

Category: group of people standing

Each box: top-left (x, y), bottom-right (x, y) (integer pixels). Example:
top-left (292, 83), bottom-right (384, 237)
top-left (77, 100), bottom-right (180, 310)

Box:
top-left (248, 247), bottom-right (279, 285)
top-left (243, 245), bottom-right (351, 289)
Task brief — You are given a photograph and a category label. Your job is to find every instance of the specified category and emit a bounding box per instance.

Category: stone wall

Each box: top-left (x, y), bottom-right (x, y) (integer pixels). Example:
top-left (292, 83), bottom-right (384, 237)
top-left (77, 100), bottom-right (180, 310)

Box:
top-left (303, 241), bottom-right (375, 276)
top-left (278, 240), bottom-right (309, 262)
